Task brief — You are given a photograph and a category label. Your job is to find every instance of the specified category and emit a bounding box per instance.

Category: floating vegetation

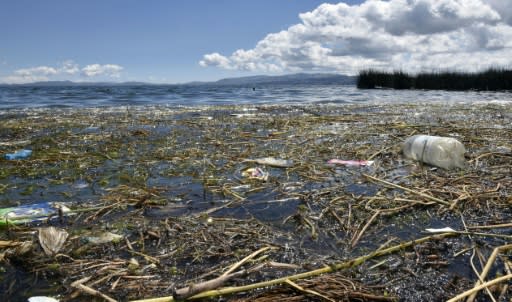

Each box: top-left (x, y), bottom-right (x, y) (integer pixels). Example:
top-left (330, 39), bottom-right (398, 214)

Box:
top-left (357, 68), bottom-right (512, 91)
top-left (0, 103), bottom-right (511, 301)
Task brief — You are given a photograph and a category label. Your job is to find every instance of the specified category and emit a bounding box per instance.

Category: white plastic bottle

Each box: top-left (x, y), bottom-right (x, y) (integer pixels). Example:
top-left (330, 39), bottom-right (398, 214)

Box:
top-left (402, 135), bottom-right (466, 170)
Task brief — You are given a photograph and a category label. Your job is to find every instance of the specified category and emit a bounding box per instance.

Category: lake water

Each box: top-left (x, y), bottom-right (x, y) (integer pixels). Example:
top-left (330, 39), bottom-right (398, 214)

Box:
top-left (0, 84), bottom-right (511, 109)
top-left (1, 83), bottom-right (511, 301)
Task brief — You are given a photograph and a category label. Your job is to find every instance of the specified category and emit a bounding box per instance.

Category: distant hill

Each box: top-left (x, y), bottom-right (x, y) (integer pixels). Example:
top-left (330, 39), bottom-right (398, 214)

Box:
top-left (211, 73), bottom-right (356, 86)
top-left (0, 73), bottom-right (356, 87)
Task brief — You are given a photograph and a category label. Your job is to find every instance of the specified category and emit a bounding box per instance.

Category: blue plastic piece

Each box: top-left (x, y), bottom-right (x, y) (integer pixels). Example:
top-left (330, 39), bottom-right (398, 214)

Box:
top-left (0, 202), bottom-right (62, 225)
top-left (4, 149), bottom-right (32, 160)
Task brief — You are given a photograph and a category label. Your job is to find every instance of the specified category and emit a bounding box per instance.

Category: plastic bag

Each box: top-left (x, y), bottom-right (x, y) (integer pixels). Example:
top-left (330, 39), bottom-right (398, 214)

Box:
top-left (402, 135), bottom-right (466, 170)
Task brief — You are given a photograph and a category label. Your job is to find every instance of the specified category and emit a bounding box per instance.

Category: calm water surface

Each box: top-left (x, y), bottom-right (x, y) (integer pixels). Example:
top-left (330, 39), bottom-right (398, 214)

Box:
top-left (1, 84), bottom-right (511, 109)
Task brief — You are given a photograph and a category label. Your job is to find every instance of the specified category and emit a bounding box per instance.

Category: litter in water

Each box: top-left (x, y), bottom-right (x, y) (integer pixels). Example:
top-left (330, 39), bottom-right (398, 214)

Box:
top-left (28, 297), bottom-right (59, 302)
top-left (0, 202), bottom-right (71, 225)
top-left (425, 227), bottom-right (456, 233)
top-left (38, 227), bottom-right (69, 256)
top-left (241, 167), bottom-right (269, 181)
top-left (327, 159), bottom-right (374, 166)
top-left (84, 231), bottom-right (124, 245)
top-left (402, 135), bottom-right (466, 170)
top-left (244, 157), bottom-right (294, 168)
top-left (4, 149), bottom-right (32, 160)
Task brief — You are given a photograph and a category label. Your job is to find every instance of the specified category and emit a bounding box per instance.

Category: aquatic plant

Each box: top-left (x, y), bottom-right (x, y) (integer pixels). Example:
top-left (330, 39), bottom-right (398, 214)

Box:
top-left (357, 68), bottom-right (512, 91)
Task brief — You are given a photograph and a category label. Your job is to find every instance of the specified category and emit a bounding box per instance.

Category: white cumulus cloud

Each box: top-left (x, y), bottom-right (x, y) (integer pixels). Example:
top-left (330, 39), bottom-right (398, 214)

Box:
top-left (60, 60), bottom-right (80, 75)
top-left (1, 66), bottom-right (58, 83)
top-left (81, 64), bottom-right (123, 78)
top-left (200, 0), bottom-right (512, 74)
top-left (14, 66), bottom-right (58, 77)
top-left (1, 61), bottom-right (125, 83)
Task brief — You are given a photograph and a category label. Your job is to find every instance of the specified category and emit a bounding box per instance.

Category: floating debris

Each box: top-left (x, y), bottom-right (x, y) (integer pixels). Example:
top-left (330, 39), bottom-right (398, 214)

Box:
top-left (402, 135), bottom-right (466, 169)
top-left (245, 157), bottom-right (294, 168)
top-left (4, 149), bottom-right (32, 160)
top-left (0, 139), bottom-right (31, 146)
top-left (327, 159), bottom-right (374, 166)
top-left (0, 202), bottom-right (71, 226)
top-left (38, 227), bottom-right (69, 256)
top-left (28, 297), bottom-right (59, 302)
top-left (425, 227), bottom-right (456, 233)
top-left (241, 167), bottom-right (269, 181)
top-left (0, 103), bottom-right (510, 301)
top-left (84, 231), bottom-right (123, 245)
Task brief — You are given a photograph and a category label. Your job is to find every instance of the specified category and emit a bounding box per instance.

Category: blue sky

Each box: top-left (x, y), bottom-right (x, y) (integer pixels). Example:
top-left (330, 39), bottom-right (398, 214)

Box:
top-left (1, 0), bottom-right (511, 84)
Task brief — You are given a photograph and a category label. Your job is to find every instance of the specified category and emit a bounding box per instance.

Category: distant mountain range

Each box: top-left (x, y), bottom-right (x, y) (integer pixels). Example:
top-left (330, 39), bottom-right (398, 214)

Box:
top-left (207, 73), bottom-right (356, 86)
top-left (1, 73), bottom-right (356, 86)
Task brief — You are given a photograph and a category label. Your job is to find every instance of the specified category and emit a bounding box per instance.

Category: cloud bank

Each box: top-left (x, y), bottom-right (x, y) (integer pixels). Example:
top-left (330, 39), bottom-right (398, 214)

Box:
top-left (2, 61), bottom-right (124, 84)
top-left (200, 0), bottom-right (512, 74)
top-left (81, 64), bottom-right (123, 77)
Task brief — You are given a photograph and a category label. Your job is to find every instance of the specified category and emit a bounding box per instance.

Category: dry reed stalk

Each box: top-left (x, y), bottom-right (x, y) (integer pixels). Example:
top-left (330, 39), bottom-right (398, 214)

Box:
top-left (284, 278), bottom-right (335, 302)
top-left (71, 276), bottom-right (117, 302)
top-left (351, 210), bottom-right (379, 247)
top-left (466, 244), bottom-right (512, 302)
top-left (363, 174), bottom-right (452, 207)
top-left (221, 246), bottom-right (271, 277)
top-left (467, 222), bottom-right (512, 229)
top-left (447, 274), bottom-right (512, 302)
top-left (131, 232), bottom-right (457, 302)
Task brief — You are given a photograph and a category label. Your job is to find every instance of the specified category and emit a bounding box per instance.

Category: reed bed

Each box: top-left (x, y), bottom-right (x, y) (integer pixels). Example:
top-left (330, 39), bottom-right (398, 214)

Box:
top-left (357, 68), bottom-right (512, 91)
top-left (0, 102), bottom-right (511, 301)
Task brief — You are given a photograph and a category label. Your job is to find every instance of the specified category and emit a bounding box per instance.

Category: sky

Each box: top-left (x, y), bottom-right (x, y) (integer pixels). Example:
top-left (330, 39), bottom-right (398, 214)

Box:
top-left (1, 0), bottom-right (511, 84)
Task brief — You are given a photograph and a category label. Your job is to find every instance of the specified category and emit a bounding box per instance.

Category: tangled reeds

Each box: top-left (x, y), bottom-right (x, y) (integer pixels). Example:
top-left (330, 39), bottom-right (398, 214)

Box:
top-left (0, 102), bottom-right (511, 301)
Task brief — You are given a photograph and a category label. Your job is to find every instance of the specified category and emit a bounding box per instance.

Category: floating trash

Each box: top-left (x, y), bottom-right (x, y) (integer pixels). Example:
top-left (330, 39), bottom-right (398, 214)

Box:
top-left (38, 227), bottom-right (69, 256)
top-left (245, 157), bottom-right (294, 168)
top-left (85, 231), bottom-right (123, 245)
top-left (402, 135), bottom-right (466, 170)
top-left (241, 167), bottom-right (269, 181)
top-left (327, 159), bottom-right (374, 166)
top-left (28, 297), bottom-right (59, 302)
top-left (72, 180), bottom-right (90, 189)
top-left (0, 202), bottom-right (71, 226)
top-left (425, 227), bottom-right (456, 233)
top-left (4, 149), bottom-right (32, 160)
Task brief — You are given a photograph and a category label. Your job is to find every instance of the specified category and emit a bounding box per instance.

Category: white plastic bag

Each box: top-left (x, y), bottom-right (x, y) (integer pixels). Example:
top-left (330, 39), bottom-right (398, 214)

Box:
top-left (402, 135), bottom-right (466, 170)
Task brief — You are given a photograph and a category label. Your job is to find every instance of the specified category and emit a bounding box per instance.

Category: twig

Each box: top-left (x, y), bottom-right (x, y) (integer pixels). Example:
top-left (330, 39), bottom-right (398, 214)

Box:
top-left (497, 255), bottom-right (511, 301)
top-left (368, 146), bottom-right (393, 160)
top-left (71, 276), bottom-right (117, 302)
top-left (131, 232), bottom-right (457, 302)
top-left (453, 231), bottom-right (512, 240)
top-left (351, 210), bottom-right (380, 247)
top-left (175, 270), bottom-right (246, 300)
top-left (363, 174), bottom-right (452, 207)
top-left (466, 244), bottom-right (512, 302)
top-left (284, 278), bottom-right (335, 302)
top-left (447, 274), bottom-right (512, 302)
top-left (221, 246), bottom-right (271, 277)
top-left (128, 250), bottom-right (160, 264)
top-left (467, 222), bottom-right (512, 229)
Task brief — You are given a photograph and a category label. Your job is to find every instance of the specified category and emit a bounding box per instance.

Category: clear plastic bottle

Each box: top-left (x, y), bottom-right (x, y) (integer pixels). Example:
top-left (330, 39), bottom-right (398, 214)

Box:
top-left (402, 135), bottom-right (466, 170)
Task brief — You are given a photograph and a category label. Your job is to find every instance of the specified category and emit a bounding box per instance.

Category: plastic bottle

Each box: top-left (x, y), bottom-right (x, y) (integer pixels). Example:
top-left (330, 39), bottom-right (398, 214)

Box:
top-left (402, 135), bottom-right (466, 170)
top-left (4, 149), bottom-right (32, 160)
